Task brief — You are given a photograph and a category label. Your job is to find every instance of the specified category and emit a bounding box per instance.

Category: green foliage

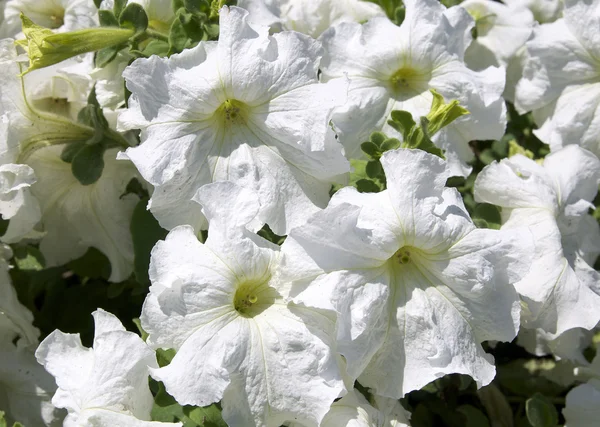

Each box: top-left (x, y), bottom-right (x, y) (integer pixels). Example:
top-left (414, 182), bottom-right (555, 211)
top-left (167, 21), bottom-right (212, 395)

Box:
top-left (338, 91), bottom-right (468, 195)
top-left (119, 3), bottom-right (149, 35)
top-left (388, 89), bottom-right (469, 159)
top-left (60, 88), bottom-right (130, 185)
top-left (526, 394), bottom-right (559, 427)
top-left (12, 244), bottom-right (45, 271)
top-left (0, 411), bottom-right (25, 427)
top-left (17, 14), bottom-right (135, 74)
top-left (130, 198), bottom-right (169, 285)
top-left (257, 224), bottom-right (286, 245)
top-left (166, 0), bottom-right (224, 55)
top-left (365, 0), bottom-right (405, 25)
top-left (151, 381), bottom-right (227, 426)
top-left (70, 143), bottom-right (106, 185)
top-left (472, 203), bottom-right (502, 230)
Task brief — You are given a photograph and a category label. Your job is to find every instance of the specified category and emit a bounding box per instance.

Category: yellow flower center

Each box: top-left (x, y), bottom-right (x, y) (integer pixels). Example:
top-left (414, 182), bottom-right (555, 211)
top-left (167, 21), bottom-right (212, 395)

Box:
top-left (217, 99), bottom-right (248, 125)
top-left (389, 66), bottom-right (430, 98)
top-left (395, 247), bottom-right (412, 265)
top-left (233, 276), bottom-right (277, 318)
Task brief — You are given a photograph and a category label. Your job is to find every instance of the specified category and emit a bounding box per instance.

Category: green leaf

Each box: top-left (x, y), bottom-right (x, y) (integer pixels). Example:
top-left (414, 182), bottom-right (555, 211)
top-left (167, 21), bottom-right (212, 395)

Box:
top-left (13, 245), bottom-right (45, 271)
top-left (394, 5), bottom-right (406, 25)
top-left (256, 224), bottom-right (285, 245)
top-left (178, 11), bottom-right (205, 42)
top-left (119, 3), bottom-right (149, 35)
top-left (121, 177), bottom-right (150, 200)
top-left (172, 0), bottom-right (185, 13)
top-left (95, 44), bottom-right (123, 67)
top-left (71, 143), bottom-right (106, 185)
top-left (67, 247), bottom-right (111, 279)
top-left (0, 411), bottom-right (6, 427)
top-left (369, 131), bottom-right (387, 146)
top-left (457, 405), bottom-right (490, 427)
top-left (526, 393), bottom-right (559, 427)
top-left (113, 0), bottom-right (127, 18)
top-left (169, 14), bottom-right (192, 54)
top-left (184, 404), bottom-right (227, 427)
top-left (152, 381), bottom-right (186, 423)
top-left (356, 179), bottom-right (381, 193)
top-left (472, 203), bottom-right (502, 229)
top-left (130, 198), bottom-right (168, 284)
top-left (60, 140), bottom-right (86, 163)
top-left (185, 0), bottom-right (210, 14)
top-left (141, 39), bottom-right (170, 57)
top-left (477, 383), bottom-right (513, 427)
top-left (492, 138), bottom-right (509, 157)
top-left (365, 159), bottom-right (383, 179)
top-left (0, 217), bottom-right (9, 238)
top-left (380, 137), bottom-right (400, 152)
top-left (497, 360), bottom-right (566, 398)
top-left (157, 348), bottom-right (176, 367)
top-left (98, 10), bottom-right (119, 27)
top-left (360, 141), bottom-right (380, 158)
top-left (479, 148), bottom-right (496, 165)
top-left (203, 23), bottom-right (219, 40)
top-left (132, 318), bottom-right (149, 341)
top-left (388, 110), bottom-right (416, 138)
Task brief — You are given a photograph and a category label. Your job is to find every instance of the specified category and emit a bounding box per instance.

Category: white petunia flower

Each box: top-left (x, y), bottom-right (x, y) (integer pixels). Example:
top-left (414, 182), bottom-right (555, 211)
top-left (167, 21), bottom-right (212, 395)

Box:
top-left (1, 346), bottom-right (64, 426)
top-left (118, 6), bottom-right (349, 234)
top-left (290, 389), bottom-right (410, 427)
top-left (518, 327), bottom-right (592, 365)
top-left (0, 0), bottom-right (98, 38)
top-left (0, 245), bottom-right (63, 426)
top-left (283, 148), bottom-right (532, 398)
top-left (502, 0), bottom-right (563, 23)
top-left (92, 50), bottom-right (132, 110)
top-left (373, 395), bottom-right (411, 427)
top-left (514, 0), bottom-right (600, 157)
top-left (0, 245), bottom-right (39, 348)
top-left (0, 153), bottom-right (42, 244)
top-left (475, 145), bottom-right (600, 338)
top-left (319, 0), bottom-right (506, 177)
top-left (35, 309), bottom-right (181, 427)
top-left (141, 181), bottom-right (345, 427)
top-left (0, 40), bottom-right (139, 281)
top-left (461, 0), bottom-right (534, 71)
top-left (24, 53), bottom-right (95, 121)
top-left (100, 0), bottom-right (174, 32)
top-left (563, 344), bottom-right (600, 427)
top-left (236, 0), bottom-right (385, 38)
top-left (27, 146), bottom-right (139, 282)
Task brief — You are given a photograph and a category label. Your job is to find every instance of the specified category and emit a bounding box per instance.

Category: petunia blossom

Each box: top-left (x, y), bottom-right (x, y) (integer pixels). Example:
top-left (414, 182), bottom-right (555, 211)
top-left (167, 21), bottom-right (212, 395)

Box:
top-left (118, 6), bottom-right (349, 234)
top-left (474, 145), bottom-right (600, 338)
top-left (35, 309), bottom-right (181, 427)
top-left (319, 0), bottom-right (506, 177)
top-left (0, 39), bottom-right (139, 281)
top-left (282, 148), bottom-right (533, 398)
top-left (141, 181), bottom-right (345, 427)
top-left (514, 0), bottom-right (600, 157)
top-left (460, 0), bottom-right (534, 71)
top-left (236, 0), bottom-right (385, 38)
top-left (0, 0), bottom-right (98, 38)
top-left (563, 344), bottom-right (600, 427)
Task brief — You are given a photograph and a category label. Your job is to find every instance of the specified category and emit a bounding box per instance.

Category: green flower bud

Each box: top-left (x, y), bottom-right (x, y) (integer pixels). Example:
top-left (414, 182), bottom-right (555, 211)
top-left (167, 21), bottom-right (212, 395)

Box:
top-left (16, 14), bottom-right (134, 74)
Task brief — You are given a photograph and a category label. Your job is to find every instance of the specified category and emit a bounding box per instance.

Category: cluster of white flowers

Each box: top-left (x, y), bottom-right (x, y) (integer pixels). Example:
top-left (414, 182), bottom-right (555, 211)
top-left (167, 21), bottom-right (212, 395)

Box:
top-left (0, 0), bottom-right (599, 426)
